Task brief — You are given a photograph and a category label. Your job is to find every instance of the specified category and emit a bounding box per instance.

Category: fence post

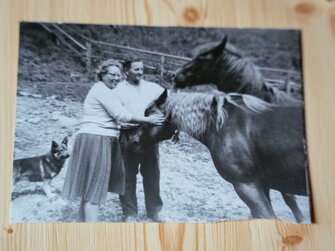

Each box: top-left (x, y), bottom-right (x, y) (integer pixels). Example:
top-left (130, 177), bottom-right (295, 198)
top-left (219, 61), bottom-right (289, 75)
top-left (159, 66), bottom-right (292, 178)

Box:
top-left (160, 55), bottom-right (165, 83)
top-left (86, 41), bottom-right (92, 74)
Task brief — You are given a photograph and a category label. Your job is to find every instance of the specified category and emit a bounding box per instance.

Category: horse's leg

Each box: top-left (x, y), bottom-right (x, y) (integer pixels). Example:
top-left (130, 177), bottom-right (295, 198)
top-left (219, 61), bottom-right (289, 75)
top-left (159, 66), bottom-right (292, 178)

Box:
top-left (281, 193), bottom-right (305, 223)
top-left (233, 180), bottom-right (276, 219)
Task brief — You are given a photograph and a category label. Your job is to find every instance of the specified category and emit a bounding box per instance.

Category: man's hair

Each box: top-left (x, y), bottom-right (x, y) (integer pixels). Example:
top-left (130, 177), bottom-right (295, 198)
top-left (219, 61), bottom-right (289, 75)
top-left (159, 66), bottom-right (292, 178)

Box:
top-left (123, 57), bottom-right (142, 72)
top-left (96, 59), bottom-right (123, 81)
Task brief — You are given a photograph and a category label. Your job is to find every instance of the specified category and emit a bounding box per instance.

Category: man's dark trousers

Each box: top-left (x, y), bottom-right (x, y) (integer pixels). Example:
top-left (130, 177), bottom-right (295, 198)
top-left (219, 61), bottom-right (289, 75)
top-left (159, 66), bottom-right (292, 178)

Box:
top-left (119, 130), bottom-right (163, 219)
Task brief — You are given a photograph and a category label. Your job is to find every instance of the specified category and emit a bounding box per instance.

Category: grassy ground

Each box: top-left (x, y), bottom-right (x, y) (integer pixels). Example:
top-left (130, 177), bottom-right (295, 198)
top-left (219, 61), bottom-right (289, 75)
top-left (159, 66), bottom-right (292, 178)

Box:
top-left (11, 94), bottom-right (311, 223)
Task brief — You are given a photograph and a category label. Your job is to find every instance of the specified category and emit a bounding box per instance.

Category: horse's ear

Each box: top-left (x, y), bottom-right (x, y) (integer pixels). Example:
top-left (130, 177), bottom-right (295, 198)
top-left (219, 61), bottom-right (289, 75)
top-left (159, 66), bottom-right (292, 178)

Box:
top-left (200, 37), bottom-right (228, 60)
top-left (221, 36), bottom-right (228, 47)
top-left (211, 96), bottom-right (218, 110)
top-left (210, 96), bottom-right (219, 125)
top-left (213, 36), bottom-right (228, 54)
top-left (155, 89), bottom-right (168, 106)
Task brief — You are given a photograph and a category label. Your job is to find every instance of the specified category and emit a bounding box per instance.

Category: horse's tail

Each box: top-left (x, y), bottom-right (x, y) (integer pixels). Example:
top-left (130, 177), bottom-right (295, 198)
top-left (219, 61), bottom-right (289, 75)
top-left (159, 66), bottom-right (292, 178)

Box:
top-left (223, 93), bottom-right (273, 113)
top-left (270, 87), bottom-right (303, 106)
top-left (212, 92), bottom-right (272, 131)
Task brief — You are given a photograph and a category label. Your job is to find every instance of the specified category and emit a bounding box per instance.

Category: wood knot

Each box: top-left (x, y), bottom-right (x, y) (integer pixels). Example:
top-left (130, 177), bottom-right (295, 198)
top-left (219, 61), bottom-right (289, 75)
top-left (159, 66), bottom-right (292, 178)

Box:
top-left (331, 15), bottom-right (335, 25)
top-left (282, 235), bottom-right (303, 245)
top-left (183, 7), bottom-right (200, 23)
top-left (329, 15), bottom-right (335, 37)
top-left (295, 3), bottom-right (316, 14)
top-left (7, 228), bottom-right (13, 234)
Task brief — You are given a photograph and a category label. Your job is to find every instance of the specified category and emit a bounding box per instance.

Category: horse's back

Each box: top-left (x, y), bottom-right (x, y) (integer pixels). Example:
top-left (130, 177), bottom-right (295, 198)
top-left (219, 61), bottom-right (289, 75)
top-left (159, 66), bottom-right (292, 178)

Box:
top-left (210, 105), bottom-right (308, 196)
top-left (252, 106), bottom-right (308, 195)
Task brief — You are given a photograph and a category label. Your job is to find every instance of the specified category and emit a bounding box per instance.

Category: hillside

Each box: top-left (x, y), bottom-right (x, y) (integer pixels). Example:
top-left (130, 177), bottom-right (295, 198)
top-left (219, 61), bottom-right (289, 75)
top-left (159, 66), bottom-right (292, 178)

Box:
top-left (17, 23), bottom-right (302, 102)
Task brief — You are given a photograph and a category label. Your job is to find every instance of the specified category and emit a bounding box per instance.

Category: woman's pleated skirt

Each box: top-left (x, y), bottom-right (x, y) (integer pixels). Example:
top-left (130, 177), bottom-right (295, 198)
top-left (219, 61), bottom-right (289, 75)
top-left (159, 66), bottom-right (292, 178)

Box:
top-left (61, 133), bottom-right (125, 205)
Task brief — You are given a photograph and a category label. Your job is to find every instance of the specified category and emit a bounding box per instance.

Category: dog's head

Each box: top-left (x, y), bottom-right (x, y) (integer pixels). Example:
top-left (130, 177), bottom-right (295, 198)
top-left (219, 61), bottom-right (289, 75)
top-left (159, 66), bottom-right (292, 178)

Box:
top-left (51, 136), bottom-right (70, 160)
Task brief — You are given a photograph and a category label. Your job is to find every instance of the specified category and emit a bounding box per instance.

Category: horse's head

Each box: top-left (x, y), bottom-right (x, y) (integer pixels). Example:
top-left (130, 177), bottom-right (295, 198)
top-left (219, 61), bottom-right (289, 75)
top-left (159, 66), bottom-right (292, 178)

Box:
top-left (126, 89), bottom-right (176, 152)
top-left (173, 37), bottom-right (228, 89)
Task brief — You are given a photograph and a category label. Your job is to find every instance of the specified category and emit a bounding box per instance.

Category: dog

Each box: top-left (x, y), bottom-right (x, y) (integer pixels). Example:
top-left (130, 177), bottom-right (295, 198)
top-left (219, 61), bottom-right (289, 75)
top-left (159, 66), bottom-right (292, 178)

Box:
top-left (13, 136), bottom-right (70, 197)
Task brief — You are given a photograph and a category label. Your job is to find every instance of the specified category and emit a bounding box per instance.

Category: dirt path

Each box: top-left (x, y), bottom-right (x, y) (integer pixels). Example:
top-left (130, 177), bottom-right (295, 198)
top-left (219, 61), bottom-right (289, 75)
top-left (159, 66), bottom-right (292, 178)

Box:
top-left (11, 95), bottom-right (310, 223)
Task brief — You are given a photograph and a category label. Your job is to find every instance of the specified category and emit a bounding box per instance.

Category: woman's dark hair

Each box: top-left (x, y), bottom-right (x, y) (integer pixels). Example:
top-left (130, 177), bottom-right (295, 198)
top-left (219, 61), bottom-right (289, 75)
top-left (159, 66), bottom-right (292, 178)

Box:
top-left (96, 59), bottom-right (123, 81)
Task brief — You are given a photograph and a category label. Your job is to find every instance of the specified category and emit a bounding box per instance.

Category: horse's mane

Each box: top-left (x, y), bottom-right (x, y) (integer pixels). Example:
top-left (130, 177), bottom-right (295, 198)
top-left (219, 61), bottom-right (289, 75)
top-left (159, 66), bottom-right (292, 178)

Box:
top-left (219, 50), bottom-right (301, 105)
top-left (166, 91), bottom-right (271, 138)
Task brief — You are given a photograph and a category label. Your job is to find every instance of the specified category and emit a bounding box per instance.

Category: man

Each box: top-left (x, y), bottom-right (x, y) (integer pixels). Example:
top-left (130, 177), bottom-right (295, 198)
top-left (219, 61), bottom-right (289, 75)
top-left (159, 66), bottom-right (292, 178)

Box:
top-left (112, 57), bottom-right (165, 222)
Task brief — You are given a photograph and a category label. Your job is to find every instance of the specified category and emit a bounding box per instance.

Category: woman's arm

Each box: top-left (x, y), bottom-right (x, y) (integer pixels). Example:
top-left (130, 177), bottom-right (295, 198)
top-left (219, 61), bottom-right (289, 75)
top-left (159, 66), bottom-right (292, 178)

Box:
top-left (130, 114), bottom-right (165, 125)
top-left (95, 83), bottom-right (165, 125)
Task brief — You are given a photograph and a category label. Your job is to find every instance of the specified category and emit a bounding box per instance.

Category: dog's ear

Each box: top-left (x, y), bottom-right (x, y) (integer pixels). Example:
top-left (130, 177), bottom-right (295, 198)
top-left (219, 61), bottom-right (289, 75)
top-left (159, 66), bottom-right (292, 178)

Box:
top-left (52, 141), bottom-right (59, 149)
top-left (62, 136), bottom-right (68, 145)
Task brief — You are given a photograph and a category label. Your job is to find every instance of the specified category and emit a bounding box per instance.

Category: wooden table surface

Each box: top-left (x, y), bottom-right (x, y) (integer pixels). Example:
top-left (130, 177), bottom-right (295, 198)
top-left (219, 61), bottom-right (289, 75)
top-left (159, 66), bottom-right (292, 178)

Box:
top-left (1, 0), bottom-right (335, 250)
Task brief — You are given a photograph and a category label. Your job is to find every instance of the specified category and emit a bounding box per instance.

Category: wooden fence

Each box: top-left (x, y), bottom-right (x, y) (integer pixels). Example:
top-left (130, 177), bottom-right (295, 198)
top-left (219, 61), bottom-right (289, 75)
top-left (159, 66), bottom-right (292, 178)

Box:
top-left (39, 23), bottom-right (302, 93)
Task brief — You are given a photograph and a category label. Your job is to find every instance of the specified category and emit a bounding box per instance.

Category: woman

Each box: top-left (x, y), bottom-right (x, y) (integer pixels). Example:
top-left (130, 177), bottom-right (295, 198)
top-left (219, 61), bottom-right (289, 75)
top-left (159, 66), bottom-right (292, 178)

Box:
top-left (61, 59), bottom-right (165, 222)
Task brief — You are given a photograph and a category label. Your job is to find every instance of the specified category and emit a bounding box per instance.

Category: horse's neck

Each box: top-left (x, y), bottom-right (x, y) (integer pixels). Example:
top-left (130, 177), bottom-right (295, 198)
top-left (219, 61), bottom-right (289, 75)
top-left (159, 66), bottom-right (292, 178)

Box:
top-left (217, 57), bottom-right (272, 102)
top-left (217, 74), bottom-right (243, 93)
top-left (167, 107), bottom-right (219, 148)
top-left (198, 127), bottom-right (217, 148)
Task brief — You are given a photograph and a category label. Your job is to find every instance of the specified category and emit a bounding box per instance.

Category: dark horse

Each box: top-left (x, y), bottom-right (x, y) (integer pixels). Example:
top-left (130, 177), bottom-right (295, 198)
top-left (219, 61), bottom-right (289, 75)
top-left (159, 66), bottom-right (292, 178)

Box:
top-left (173, 36), bottom-right (301, 105)
top-left (130, 90), bottom-right (309, 222)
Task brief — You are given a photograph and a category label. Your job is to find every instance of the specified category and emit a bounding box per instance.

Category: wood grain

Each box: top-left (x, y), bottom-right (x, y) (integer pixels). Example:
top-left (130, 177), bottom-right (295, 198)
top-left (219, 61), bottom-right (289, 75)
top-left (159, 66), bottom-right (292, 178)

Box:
top-left (1, 0), bottom-right (335, 250)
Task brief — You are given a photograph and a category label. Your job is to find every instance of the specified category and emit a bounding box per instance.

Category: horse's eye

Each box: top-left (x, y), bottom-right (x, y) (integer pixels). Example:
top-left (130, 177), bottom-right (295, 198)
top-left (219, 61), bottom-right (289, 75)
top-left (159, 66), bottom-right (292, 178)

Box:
top-left (198, 54), bottom-right (213, 60)
top-left (185, 71), bottom-right (194, 77)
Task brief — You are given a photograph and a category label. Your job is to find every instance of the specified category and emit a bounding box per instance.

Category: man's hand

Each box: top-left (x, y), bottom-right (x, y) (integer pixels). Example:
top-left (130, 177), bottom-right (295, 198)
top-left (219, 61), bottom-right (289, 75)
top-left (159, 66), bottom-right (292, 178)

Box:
top-left (172, 130), bottom-right (180, 143)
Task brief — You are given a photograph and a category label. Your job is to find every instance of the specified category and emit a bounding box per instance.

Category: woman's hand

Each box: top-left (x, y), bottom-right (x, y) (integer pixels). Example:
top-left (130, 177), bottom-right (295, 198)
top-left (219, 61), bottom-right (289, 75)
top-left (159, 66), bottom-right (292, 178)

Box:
top-left (146, 114), bottom-right (165, 125)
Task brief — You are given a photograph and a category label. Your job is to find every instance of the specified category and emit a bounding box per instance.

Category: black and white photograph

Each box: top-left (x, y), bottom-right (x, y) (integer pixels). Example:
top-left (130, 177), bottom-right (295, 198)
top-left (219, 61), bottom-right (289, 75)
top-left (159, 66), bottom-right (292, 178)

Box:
top-left (11, 22), bottom-right (311, 223)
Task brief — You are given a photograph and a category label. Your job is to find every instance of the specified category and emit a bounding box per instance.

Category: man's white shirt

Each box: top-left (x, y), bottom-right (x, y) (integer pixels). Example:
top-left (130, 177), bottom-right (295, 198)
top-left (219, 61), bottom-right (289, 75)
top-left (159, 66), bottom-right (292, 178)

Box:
top-left (113, 79), bottom-right (164, 117)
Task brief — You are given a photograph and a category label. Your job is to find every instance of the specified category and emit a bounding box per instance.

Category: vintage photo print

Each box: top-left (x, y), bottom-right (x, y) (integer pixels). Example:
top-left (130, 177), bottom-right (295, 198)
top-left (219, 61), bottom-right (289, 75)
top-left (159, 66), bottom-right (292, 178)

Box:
top-left (11, 22), bottom-right (311, 223)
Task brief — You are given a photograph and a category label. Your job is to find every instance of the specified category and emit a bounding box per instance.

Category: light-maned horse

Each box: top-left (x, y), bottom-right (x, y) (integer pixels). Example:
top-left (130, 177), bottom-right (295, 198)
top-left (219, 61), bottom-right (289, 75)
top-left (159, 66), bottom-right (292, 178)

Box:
top-left (173, 36), bottom-right (301, 105)
top-left (131, 90), bottom-right (309, 222)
